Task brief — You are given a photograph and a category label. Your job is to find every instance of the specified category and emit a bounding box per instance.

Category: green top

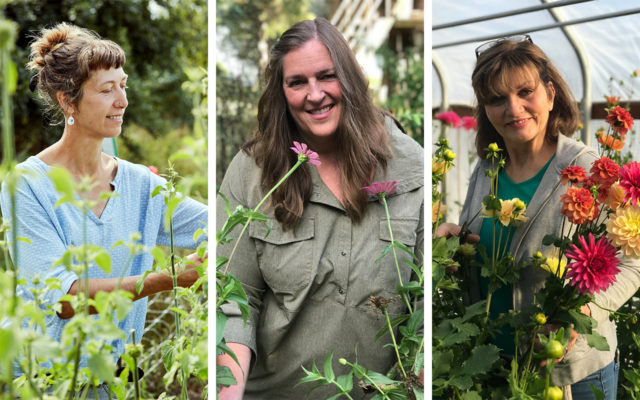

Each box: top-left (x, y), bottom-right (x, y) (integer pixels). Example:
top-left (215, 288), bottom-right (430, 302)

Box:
top-left (217, 117), bottom-right (424, 399)
top-left (478, 153), bottom-right (555, 355)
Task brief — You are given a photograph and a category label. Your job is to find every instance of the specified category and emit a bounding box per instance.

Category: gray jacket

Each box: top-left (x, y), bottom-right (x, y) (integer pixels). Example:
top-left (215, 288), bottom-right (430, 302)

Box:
top-left (459, 133), bottom-right (640, 386)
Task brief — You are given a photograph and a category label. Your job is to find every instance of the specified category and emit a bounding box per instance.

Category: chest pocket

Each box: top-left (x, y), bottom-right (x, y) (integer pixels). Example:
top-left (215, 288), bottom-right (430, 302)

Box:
top-left (249, 217), bottom-right (315, 295)
top-left (375, 217), bottom-right (419, 293)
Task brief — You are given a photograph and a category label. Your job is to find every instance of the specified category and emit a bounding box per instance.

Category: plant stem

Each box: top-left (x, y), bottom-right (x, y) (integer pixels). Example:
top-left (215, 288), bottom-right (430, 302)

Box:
top-left (224, 160), bottom-right (303, 274)
top-left (382, 196), bottom-right (412, 313)
top-left (132, 330), bottom-right (140, 400)
top-left (384, 308), bottom-right (407, 379)
top-left (68, 333), bottom-right (86, 400)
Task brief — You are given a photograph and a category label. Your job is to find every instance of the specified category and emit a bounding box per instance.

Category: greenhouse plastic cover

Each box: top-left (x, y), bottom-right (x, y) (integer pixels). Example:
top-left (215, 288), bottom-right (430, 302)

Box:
top-left (432, 0), bottom-right (640, 109)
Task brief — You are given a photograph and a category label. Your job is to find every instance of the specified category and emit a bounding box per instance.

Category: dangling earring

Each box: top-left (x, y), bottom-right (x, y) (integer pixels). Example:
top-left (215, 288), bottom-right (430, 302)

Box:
top-left (67, 113), bottom-right (75, 126)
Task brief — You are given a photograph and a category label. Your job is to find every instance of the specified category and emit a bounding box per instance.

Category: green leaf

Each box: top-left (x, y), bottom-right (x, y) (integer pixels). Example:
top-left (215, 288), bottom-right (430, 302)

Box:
top-left (460, 344), bottom-right (500, 376)
top-left (375, 243), bottom-right (393, 262)
top-left (352, 363), bottom-right (366, 379)
top-left (461, 391), bottom-right (482, 400)
top-left (49, 166), bottom-right (76, 207)
top-left (542, 234), bottom-right (559, 246)
top-left (216, 365), bottom-right (237, 387)
top-left (375, 314), bottom-right (409, 341)
top-left (585, 332), bottom-right (610, 351)
top-left (216, 256), bottom-right (229, 270)
top-left (589, 383), bottom-right (605, 400)
top-left (87, 352), bottom-right (116, 384)
top-left (326, 394), bottom-right (343, 400)
top-left (336, 370), bottom-right (353, 393)
top-left (94, 250), bottom-right (111, 274)
top-left (449, 375), bottom-right (473, 390)
top-left (216, 312), bottom-right (227, 343)
top-left (432, 350), bottom-right (452, 377)
top-left (323, 351), bottom-right (335, 382)
top-left (393, 240), bottom-right (419, 261)
top-left (366, 371), bottom-right (397, 385)
top-left (0, 329), bottom-right (18, 360)
top-left (161, 342), bottom-right (176, 368)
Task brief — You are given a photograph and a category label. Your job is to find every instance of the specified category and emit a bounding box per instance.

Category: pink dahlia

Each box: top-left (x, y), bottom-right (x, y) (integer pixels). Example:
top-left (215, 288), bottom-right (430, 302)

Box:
top-left (560, 166), bottom-right (586, 186)
top-left (619, 161), bottom-right (640, 206)
top-left (435, 111), bottom-right (461, 128)
top-left (290, 141), bottom-right (321, 165)
top-left (461, 116), bottom-right (477, 131)
top-left (565, 233), bottom-right (620, 295)
top-left (589, 157), bottom-right (620, 188)
top-left (362, 180), bottom-right (398, 200)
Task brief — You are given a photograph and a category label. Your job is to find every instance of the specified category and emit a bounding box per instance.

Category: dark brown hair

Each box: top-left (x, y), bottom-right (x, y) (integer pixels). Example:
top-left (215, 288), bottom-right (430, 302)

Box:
top-left (472, 38), bottom-right (580, 158)
top-left (27, 22), bottom-right (125, 122)
top-left (244, 18), bottom-right (391, 230)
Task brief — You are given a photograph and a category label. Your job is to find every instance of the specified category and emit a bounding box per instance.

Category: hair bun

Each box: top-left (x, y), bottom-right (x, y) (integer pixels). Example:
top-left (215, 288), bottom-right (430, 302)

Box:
top-left (28, 23), bottom-right (77, 70)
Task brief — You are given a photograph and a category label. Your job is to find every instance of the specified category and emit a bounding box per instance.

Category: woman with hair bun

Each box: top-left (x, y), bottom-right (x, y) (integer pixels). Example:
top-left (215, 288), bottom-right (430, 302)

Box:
top-left (216, 18), bottom-right (424, 399)
top-left (0, 22), bottom-right (207, 398)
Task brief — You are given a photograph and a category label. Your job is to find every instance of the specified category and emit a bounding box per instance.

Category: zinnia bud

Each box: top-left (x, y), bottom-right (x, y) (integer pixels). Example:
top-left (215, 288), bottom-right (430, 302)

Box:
top-left (338, 358), bottom-right (347, 365)
top-left (488, 143), bottom-right (499, 152)
top-left (514, 199), bottom-right (525, 210)
top-left (533, 251), bottom-right (543, 260)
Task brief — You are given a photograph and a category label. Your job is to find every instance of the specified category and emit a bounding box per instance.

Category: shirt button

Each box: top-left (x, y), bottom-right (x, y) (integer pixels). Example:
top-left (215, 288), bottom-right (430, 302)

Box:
top-left (341, 250), bottom-right (347, 256)
top-left (338, 287), bottom-right (344, 294)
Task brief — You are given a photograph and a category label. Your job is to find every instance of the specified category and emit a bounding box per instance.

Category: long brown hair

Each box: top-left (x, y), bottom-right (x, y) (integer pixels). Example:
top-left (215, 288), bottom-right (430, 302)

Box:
top-left (472, 38), bottom-right (580, 159)
top-left (244, 18), bottom-right (391, 230)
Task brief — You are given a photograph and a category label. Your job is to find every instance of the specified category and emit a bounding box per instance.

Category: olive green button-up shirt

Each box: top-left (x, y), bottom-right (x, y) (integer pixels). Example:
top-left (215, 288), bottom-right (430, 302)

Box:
top-left (217, 118), bottom-right (424, 399)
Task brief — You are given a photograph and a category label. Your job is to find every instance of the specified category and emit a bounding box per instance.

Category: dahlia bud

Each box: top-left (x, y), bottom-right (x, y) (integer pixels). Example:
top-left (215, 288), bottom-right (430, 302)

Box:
top-left (534, 313), bottom-right (547, 325)
top-left (488, 143), bottom-right (499, 152)
top-left (444, 149), bottom-right (456, 161)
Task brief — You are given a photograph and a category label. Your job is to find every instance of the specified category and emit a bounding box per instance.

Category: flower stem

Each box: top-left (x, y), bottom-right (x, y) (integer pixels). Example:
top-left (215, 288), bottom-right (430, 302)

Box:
top-left (384, 308), bottom-right (407, 379)
top-left (382, 196), bottom-right (412, 313)
top-left (225, 160), bottom-right (303, 274)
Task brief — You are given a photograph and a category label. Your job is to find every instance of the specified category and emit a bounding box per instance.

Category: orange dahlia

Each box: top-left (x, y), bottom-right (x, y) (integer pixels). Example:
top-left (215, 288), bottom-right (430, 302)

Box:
top-left (561, 186), bottom-right (598, 224)
top-left (560, 166), bottom-right (586, 186)
top-left (597, 133), bottom-right (625, 152)
top-left (605, 183), bottom-right (627, 211)
top-left (606, 204), bottom-right (640, 258)
top-left (590, 157), bottom-right (620, 188)
top-left (606, 106), bottom-right (634, 135)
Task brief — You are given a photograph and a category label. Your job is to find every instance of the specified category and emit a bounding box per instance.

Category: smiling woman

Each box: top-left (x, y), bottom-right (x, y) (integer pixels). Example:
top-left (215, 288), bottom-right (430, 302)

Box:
top-left (217, 17), bottom-right (424, 400)
top-left (0, 22), bottom-right (208, 399)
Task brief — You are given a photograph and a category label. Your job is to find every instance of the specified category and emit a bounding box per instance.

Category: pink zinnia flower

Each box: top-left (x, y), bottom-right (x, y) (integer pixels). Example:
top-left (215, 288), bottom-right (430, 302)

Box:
top-left (461, 116), bottom-right (477, 131)
top-left (560, 166), bottom-right (586, 185)
top-left (589, 157), bottom-right (620, 188)
top-left (619, 161), bottom-right (640, 206)
top-left (290, 141), bottom-right (321, 165)
top-left (565, 233), bottom-right (620, 295)
top-left (148, 165), bottom-right (159, 175)
top-left (435, 111), bottom-right (461, 128)
top-left (362, 180), bottom-right (398, 201)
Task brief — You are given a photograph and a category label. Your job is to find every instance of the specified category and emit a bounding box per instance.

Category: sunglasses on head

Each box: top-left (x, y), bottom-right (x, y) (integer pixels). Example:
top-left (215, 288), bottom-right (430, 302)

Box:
top-left (475, 34), bottom-right (533, 58)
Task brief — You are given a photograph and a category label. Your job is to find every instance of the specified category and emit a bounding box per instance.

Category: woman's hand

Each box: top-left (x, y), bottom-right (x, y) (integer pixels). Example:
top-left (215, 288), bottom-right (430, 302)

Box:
top-left (539, 304), bottom-right (591, 367)
top-left (435, 222), bottom-right (480, 243)
top-left (176, 251), bottom-right (208, 288)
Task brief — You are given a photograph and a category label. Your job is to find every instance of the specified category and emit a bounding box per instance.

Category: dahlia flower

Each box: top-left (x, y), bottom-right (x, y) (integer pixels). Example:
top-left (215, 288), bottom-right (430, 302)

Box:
top-left (565, 233), bottom-right (620, 295)
top-left (560, 166), bottom-right (586, 185)
top-left (290, 141), bottom-right (321, 165)
top-left (432, 158), bottom-right (452, 175)
top-left (606, 106), bottom-right (634, 135)
top-left (605, 96), bottom-right (621, 106)
top-left (497, 198), bottom-right (528, 227)
top-left (540, 255), bottom-right (567, 277)
top-left (620, 162), bottom-right (640, 206)
top-left (362, 180), bottom-right (398, 200)
top-left (436, 111), bottom-right (462, 128)
top-left (597, 133), bottom-right (625, 152)
top-left (461, 116), bottom-right (478, 131)
top-left (605, 182), bottom-right (627, 211)
top-left (606, 204), bottom-right (640, 258)
top-left (590, 157), bottom-right (620, 188)
top-left (561, 186), bottom-right (598, 225)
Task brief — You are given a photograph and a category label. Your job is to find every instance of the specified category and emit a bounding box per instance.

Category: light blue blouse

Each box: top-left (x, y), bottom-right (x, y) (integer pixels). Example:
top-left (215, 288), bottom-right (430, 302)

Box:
top-left (0, 156), bottom-right (207, 367)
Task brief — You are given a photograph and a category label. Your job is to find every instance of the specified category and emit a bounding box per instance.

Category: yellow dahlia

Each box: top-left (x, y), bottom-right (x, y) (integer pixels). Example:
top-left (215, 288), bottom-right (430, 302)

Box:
top-left (432, 158), bottom-right (452, 175)
top-left (497, 198), bottom-right (528, 227)
top-left (607, 204), bottom-right (640, 258)
top-left (540, 255), bottom-right (567, 277)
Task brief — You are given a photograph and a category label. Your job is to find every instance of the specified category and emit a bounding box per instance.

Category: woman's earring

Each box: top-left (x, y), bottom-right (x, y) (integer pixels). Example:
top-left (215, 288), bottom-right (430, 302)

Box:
top-left (67, 113), bottom-right (75, 126)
